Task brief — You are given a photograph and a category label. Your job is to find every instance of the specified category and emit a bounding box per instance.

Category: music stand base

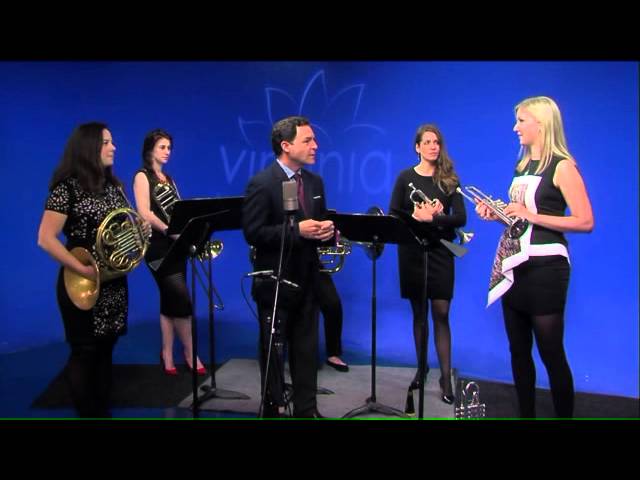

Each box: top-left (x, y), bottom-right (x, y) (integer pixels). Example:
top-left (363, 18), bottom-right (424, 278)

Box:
top-left (316, 386), bottom-right (335, 395)
top-left (284, 382), bottom-right (334, 396)
top-left (342, 397), bottom-right (409, 419)
top-left (198, 386), bottom-right (251, 400)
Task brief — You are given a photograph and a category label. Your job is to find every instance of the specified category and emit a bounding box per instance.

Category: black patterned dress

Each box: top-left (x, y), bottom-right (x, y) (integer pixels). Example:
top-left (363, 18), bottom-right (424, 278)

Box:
top-left (45, 177), bottom-right (129, 343)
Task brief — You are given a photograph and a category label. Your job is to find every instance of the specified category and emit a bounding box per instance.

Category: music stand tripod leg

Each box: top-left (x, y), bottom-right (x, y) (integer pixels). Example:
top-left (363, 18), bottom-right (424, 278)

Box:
top-left (195, 256), bottom-right (250, 407)
top-left (341, 247), bottom-right (409, 419)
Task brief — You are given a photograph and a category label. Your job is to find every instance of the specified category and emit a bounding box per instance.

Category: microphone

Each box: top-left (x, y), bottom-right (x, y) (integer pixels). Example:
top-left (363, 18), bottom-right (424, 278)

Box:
top-left (244, 270), bottom-right (300, 289)
top-left (278, 277), bottom-right (300, 289)
top-left (282, 179), bottom-right (298, 213)
top-left (245, 270), bottom-right (275, 277)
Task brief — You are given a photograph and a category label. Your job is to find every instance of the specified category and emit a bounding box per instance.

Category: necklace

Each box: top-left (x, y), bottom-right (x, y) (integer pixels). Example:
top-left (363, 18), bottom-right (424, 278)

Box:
top-left (414, 165), bottom-right (434, 176)
top-left (154, 170), bottom-right (167, 183)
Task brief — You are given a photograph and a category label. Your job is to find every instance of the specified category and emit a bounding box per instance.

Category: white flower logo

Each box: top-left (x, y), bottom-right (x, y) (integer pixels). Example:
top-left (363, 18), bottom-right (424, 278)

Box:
top-left (238, 70), bottom-right (385, 148)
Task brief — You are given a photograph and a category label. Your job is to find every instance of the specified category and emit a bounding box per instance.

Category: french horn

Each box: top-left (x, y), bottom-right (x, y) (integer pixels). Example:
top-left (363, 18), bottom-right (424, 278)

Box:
top-left (153, 182), bottom-right (179, 222)
top-left (64, 206), bottom-right (150, 310)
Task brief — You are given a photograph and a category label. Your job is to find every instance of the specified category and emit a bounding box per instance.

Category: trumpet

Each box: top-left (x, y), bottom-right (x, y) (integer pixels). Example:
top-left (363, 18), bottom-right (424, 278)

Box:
top-left (456, 185), bottom-right (529, 239)
top-left (408, 182), bottom-right (439, 209)
top-left (409, 183), bottom-right (474, 246)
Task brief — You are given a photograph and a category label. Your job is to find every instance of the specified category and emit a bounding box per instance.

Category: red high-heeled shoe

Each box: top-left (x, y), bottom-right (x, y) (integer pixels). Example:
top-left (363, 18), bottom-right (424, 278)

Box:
top-left (160, 352), bottom-right (178, 376)
top-left (184, 355), bottom-right (206, 375)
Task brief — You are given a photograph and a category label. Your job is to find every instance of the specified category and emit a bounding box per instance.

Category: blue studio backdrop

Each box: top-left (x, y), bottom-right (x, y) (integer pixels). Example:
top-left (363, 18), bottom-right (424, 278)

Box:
top-left (0, 61), bottom-right (637, 399)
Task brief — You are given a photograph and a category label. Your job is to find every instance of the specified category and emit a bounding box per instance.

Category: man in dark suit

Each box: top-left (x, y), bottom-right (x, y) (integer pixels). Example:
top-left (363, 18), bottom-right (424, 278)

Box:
top-left (242, 116), bottom-right (334, 418)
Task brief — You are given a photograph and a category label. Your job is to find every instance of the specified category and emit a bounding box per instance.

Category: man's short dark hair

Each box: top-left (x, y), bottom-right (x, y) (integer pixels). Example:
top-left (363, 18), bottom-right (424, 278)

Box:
top-left (271, 116), bottom-right (310, 157)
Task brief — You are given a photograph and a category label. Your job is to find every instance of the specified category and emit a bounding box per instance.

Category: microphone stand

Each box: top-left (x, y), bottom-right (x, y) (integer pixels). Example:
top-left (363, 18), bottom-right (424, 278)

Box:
top-left (258, 211), bottom-right (295, 418)
top-left (417, 237), bottom-right (429, 419)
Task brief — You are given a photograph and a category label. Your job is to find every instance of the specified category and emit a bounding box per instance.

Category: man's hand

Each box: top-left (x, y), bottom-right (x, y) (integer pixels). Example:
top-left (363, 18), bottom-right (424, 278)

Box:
top-left (299, 219), bottom-right (335, 241)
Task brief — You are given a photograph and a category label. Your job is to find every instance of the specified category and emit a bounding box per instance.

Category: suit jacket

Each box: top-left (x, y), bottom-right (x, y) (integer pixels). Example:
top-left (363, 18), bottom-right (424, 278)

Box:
top-left (242, 161), bottom-right (329, 308)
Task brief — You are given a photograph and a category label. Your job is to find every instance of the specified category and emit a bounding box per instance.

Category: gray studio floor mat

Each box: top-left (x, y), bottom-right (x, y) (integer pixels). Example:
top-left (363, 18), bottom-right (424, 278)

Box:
top-left (178, 358), bottom-right (455, 419)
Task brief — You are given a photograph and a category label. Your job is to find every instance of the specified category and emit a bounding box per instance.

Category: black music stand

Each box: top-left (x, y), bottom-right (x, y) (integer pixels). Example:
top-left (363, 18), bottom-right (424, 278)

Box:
top-left (183, 198), bottom-right (251, 409)
top-left (329, 212), bottom-right (420, 418)
top-left (151, 198), bottom-right (249, 417)
top-left (167, 197), bottom-right (244, 235)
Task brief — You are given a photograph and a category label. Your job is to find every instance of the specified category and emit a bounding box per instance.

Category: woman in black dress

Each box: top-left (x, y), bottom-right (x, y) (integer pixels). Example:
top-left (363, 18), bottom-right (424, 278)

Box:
top-left (133, 129), bottom-right (205, 376)
top-left (37, 122), bottom-right (139, 417)
top-left (389, 124), bottom-right (466, 404)
top-left (315, 270), bottom-right (349, 372)
top-left (475, 96), bottom-right (593, 417)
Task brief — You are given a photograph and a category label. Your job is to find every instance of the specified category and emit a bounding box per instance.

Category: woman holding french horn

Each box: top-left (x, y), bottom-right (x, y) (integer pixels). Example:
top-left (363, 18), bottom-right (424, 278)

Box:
top-left (38, 122), bottom-right (150, 417)
top-left (133, 129), bottom-right (206, 376)
top-left (389, 124), bottom-right (467, 404)
top-left (471, 96), bottom-right (594, 418)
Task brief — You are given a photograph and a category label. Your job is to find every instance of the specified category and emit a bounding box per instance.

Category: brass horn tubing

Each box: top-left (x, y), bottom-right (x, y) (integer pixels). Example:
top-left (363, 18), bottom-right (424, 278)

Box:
top-left (159, 197), bottom-right (176, 209)
top-left (101, 215), bottom-right (142, 246)
top-left (107, 226), bottom-right (146, 269)
top-left (155, 187), bottom-right (172, 199)
top-left (156, 191), bottom-right (175, 207)
top-left (110, 227), bottom-right (143, 254)
top-left (464, 186), bottom-right (507, 212)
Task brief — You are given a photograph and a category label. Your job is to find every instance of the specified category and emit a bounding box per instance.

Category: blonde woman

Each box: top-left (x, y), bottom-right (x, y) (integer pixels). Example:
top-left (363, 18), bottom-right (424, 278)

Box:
top-left (476, 96), bottom-right (594, 417)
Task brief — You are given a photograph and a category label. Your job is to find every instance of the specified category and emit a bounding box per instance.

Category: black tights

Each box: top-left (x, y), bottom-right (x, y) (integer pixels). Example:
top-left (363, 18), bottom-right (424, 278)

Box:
top-left (65, 337), bottom-right (117, 418)
top-left (409, 297), bottom-right (452, 394)
top-left (502, 302), bottom-right (574, 418)
top-left (315, 272), bottom-right (343, 357)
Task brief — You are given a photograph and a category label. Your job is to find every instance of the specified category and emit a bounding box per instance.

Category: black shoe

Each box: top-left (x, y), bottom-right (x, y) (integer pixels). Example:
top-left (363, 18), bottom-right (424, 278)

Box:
top-left (409, 366), bottom-right (430, 390)
top-left (260, 403), bottom-right (283, 419)
top-left (296, 408), bottom-right (325, 419)
top-left (326, 358), bottom-right (349, 372)
top-left (404, 387), bottom-right (416, 416)
top-left (439, 376), bottom-right (455, 405)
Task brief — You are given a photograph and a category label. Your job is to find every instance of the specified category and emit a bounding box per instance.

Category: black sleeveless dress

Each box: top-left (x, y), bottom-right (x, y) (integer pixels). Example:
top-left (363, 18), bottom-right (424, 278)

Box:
top-left (136, 168), bottom-right (192, 317)
top-left (488, 156), bottom-right (571, 314)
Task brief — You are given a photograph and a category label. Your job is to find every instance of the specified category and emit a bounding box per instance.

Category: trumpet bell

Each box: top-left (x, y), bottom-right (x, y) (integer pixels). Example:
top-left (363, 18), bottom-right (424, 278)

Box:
top-left (197, 240), bottom-right (224, 261)
top-left (508, 219), bottom-right (529, 239)
top-left (456, 229), bottom-right (475, 245)
top-left (64, 247), bottom-right (100, 310)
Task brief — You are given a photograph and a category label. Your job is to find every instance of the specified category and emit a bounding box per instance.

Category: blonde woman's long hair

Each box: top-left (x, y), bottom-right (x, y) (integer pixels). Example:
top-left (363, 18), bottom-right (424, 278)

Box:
top-left (515, 96), bottom-right (574, 174)
top-left (414, 124), bottom-right (459, 195)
